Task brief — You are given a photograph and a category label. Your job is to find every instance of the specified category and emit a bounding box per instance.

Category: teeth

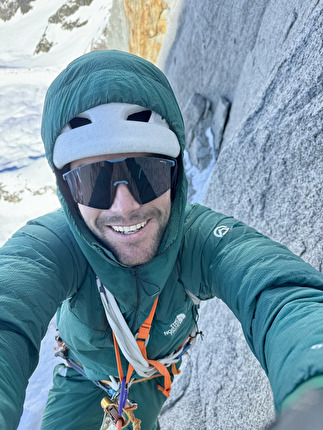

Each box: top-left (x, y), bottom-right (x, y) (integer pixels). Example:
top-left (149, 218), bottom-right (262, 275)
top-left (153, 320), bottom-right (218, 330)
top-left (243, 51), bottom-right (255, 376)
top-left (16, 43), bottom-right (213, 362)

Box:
top-left (111, 221), bottom-right (147, 234)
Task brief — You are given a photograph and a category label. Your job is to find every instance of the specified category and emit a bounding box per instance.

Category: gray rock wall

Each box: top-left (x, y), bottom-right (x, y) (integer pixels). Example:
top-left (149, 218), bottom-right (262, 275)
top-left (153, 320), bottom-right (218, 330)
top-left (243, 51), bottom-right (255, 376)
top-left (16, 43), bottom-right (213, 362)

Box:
top-left (160, 1), bottom-right (322, 429)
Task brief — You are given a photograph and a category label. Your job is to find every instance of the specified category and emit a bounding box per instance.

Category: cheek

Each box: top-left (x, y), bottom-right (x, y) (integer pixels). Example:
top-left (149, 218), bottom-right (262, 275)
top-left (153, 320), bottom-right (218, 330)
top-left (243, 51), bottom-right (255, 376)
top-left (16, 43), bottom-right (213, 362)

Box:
top-left (78, 204), bottom-right (101, 225)
top-left (156, 190), bottom-right (172, 214)
top-left (161, 189), bottom-right (171, 206)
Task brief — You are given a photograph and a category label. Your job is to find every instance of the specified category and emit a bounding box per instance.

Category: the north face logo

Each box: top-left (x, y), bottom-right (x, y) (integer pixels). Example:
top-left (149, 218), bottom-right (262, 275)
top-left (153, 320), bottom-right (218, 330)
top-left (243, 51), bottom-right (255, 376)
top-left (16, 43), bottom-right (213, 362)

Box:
top-left (164, 314), bottom-right (186, 336)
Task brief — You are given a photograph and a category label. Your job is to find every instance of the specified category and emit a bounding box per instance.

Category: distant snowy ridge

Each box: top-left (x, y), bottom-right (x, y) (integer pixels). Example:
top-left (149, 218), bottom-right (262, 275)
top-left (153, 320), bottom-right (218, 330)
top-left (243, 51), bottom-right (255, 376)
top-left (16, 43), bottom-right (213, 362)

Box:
top-left (0, 0), bottom-right (124, 67)
top-left (0, 0), bottom-right (177, 68)
top-left (0, 0), bottom-right (36, 21)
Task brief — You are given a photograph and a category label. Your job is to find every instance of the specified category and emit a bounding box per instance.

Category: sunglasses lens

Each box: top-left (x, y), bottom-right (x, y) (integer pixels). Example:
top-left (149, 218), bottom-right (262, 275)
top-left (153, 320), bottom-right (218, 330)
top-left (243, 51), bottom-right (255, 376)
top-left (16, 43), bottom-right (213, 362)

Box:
top-left (126, 158), bottom-right (174, 204)
top-left (63, 157), bottom-right (177, 209)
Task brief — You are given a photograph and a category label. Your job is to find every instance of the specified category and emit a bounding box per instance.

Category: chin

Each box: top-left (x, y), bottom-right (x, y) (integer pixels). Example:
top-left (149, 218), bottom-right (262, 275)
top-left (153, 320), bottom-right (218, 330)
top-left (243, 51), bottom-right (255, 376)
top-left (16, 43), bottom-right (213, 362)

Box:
top-left (114, 248), bottom-right (156, 267)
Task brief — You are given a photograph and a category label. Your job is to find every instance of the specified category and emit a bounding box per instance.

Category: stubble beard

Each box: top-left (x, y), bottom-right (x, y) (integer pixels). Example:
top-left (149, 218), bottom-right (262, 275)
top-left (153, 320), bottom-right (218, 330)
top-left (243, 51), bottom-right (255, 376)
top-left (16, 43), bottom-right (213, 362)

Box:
top-left (93, 207), bottom-right (170, 266)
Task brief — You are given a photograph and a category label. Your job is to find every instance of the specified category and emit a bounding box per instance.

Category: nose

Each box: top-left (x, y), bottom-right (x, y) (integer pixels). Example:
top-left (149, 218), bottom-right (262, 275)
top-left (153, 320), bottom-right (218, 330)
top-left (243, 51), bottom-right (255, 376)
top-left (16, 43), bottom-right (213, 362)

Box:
top-left (109, 183), bottom-right (141, 213)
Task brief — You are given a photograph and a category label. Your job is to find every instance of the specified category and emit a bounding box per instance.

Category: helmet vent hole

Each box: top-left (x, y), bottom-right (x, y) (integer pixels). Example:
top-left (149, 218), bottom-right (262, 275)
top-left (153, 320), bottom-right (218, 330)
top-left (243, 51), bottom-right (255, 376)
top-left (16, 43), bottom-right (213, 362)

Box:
top-left (69, 117), bottom-right (92, 129)
top-left (127, 110), bottom-right (152, 122)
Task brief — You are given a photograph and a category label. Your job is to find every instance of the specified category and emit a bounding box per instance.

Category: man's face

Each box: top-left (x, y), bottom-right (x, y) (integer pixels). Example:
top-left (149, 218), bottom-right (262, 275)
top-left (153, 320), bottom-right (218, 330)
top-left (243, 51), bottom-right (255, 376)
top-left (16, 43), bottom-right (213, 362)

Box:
top-left (70, 153), bottom-right (172, 266)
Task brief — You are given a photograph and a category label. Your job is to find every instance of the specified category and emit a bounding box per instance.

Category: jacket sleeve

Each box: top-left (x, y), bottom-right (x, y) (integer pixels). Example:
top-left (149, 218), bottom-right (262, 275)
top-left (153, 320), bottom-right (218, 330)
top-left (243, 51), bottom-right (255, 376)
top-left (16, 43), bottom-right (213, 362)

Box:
top-left (182, 204), bottom-right (323, 411)
top-left (0, 210), bottom-right (86, 429)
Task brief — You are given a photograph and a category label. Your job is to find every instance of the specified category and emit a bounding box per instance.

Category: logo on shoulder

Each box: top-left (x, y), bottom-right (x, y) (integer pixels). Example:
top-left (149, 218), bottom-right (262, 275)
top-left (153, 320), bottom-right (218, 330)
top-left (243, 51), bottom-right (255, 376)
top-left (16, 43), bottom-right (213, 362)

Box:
top-left (164, 314), bottom-right (186, 336)
top-left (213, 225), bottom-right (230, 238)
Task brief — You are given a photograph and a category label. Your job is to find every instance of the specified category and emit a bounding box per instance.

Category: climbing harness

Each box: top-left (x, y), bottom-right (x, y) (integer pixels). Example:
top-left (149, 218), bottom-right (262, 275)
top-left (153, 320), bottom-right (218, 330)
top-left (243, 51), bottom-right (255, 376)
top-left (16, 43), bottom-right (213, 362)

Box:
top-left (100, 297), bottom-right (163, 430)
top-left (55, 337), bottom-right (139, 429)
top-left (97, 278), bottom-right (199, 377)
top-left (54, 277), bottom-right (201, 429)
top-left (96, 277), bottom-right (201, 428)
top-left (97, 289), bottom-right (169, 429)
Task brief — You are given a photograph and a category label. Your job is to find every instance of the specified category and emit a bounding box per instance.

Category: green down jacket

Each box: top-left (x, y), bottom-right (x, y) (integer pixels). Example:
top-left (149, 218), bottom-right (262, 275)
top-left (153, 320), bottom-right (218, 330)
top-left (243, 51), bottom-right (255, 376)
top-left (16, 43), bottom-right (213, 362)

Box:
top-left (1, 50), bottom-right (323, 429)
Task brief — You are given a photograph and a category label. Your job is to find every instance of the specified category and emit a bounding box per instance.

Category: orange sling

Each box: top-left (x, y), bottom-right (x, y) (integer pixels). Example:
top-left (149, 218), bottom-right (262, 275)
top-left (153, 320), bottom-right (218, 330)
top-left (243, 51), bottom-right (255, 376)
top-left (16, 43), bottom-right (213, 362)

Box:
top-left (112, 297), bottom-right (172, 397)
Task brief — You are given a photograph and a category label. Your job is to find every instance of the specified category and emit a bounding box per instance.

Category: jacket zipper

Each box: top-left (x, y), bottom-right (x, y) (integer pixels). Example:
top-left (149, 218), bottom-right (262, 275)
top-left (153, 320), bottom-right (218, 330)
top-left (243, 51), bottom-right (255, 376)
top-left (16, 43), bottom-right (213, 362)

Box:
top-left (131, 268), bottom-right (140, 332)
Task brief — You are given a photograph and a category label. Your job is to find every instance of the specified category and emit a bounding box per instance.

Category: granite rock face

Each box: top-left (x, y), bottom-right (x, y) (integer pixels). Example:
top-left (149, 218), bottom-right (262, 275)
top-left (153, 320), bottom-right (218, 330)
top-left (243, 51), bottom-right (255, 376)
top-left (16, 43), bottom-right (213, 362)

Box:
top-left (124, 0), bottom-right (171, 64)
top-left (160, 1), bottom-right (323, 429)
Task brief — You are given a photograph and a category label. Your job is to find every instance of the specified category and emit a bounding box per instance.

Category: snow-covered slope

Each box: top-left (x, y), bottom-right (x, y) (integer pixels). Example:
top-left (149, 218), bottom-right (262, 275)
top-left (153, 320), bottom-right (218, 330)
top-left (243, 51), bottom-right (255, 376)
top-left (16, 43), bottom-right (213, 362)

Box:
top-left (0, 0), bottom-right (129, 68)
top-left (0, 48), bottom-right (62, 246)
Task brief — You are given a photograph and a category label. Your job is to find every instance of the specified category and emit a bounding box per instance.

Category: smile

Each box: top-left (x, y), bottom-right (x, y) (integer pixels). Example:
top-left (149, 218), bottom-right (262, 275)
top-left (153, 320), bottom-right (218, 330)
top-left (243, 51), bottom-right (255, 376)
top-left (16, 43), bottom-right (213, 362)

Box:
top-left (110, 221), bottom-right (147, 234)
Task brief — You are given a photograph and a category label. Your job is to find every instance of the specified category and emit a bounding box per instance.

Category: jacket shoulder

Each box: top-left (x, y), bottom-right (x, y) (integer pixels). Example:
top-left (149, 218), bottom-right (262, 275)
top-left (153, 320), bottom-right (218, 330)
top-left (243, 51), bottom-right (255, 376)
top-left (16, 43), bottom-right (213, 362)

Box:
top-left (18, 209), bottom-right (82, 257)
top-left (183, 203), bottom-right (238, 239)
top-left (2, 209), bottom-right (87, 296)
top-left (179, 204), bottom-right (238, 298)
top-left (26, 208), bottom-right (73, 236)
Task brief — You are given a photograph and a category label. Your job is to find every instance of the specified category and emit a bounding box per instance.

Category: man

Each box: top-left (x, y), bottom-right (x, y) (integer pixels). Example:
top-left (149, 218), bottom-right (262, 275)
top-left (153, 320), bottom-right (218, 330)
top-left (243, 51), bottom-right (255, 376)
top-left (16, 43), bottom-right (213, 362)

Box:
top-left (1, 50), bottom-right (323, 430)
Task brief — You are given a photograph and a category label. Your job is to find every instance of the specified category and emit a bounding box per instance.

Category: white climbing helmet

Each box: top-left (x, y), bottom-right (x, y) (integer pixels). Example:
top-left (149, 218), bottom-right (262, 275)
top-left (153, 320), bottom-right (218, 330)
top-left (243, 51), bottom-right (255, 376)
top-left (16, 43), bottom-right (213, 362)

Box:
top-left (53, 103), bottom-right (181, 169)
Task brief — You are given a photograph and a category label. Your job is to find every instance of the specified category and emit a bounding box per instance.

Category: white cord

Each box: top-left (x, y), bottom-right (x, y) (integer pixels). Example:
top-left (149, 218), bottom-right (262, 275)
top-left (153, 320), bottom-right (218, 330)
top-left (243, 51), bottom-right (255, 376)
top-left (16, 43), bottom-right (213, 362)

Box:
top-left (96, 277), bottom-right (194, 378)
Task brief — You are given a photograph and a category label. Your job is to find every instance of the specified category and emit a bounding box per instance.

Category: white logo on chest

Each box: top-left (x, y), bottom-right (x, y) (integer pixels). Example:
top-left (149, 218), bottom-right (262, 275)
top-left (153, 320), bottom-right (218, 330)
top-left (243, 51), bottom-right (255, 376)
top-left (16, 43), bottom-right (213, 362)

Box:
top-left (164, 314), bottom-right (186, 336)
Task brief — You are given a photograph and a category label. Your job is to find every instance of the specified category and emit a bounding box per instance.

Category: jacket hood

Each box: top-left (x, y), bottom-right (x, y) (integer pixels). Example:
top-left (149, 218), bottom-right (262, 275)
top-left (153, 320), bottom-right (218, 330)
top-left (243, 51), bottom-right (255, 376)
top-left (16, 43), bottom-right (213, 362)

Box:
top-left (41, 50), bottom-right (187, 288)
